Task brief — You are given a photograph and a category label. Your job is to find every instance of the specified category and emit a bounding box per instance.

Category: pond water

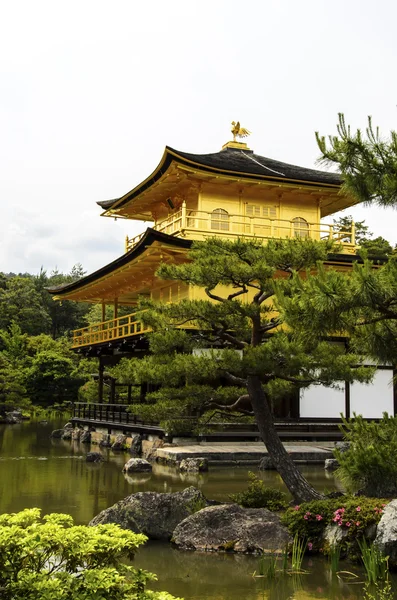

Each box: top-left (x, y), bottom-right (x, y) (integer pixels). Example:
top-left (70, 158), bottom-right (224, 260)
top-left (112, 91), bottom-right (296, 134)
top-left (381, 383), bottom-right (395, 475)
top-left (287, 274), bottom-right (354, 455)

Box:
top-left (0, 420), bottom-right (394, 599)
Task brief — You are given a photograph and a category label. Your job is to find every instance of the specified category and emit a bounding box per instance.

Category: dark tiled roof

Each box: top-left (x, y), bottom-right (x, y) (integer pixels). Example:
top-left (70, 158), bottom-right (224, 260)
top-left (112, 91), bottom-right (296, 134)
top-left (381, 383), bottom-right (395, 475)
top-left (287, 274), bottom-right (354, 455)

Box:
top-left (47, 229), bottom-right (192, 295)
top-left (174, 147), bottom-right (342, 186)
top-left (97, 146), bottom-right (342, 211)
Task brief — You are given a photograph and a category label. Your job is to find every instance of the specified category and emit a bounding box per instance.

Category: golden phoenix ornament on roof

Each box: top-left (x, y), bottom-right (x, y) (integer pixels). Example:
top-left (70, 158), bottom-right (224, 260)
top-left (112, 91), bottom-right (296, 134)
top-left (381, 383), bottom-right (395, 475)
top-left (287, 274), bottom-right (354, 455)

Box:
top-left (231, 121), bottom-right (251, 142)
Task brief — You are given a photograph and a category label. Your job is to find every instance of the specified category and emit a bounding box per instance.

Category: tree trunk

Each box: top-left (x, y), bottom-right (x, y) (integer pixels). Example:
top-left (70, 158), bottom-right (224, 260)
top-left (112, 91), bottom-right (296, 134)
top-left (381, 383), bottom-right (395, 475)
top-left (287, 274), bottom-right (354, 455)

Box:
top-left (247, 375), bottom-right (324, 503)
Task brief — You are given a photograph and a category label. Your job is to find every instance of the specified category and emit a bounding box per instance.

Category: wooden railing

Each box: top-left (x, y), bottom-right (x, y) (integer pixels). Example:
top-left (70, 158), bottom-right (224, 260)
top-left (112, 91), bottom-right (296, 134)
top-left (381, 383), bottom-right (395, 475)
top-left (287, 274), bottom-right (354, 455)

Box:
top-left (72, 402), bottom-right (160, 428)
top-left (72, 312), bottom-right (150, 348)
top-left (125, 203), bottom-right (356, 253)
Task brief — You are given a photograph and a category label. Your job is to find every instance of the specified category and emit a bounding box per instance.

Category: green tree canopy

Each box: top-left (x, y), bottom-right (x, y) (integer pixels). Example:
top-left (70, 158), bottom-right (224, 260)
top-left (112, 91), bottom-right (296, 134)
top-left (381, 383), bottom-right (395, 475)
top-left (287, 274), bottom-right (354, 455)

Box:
top-left (125, 238), bottom-right (373, 503)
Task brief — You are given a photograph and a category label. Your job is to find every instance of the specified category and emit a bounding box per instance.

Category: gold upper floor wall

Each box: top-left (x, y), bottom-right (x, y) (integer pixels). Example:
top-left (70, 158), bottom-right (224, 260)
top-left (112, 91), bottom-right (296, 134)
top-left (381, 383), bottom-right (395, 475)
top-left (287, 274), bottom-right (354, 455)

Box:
top-left (125, 185), bottom-right (356, 254)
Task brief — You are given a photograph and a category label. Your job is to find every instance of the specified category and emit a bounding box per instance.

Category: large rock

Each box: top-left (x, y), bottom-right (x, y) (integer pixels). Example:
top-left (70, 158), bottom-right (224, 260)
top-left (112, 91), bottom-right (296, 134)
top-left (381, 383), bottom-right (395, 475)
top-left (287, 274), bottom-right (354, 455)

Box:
top-left (129, 434), bottom-right (143, 457)
top-left (89, 486), bottom-right (209, 540)
top-left (86, 452), bottom-right (105, 463)
top-left (172, 503), bottom-right (291, 553)
top-left (111, 434), bottom-right (127, 451)
top-left (375, 500), bottom-right (397, 565)
top-left (179, 458), bottom-right (208, 473)
top-left (63, 422), bottom-right (73, 430)
top-left (123, 458), bottom-right (152, 473)
top-left (62, 429), bottom-right (72, 440)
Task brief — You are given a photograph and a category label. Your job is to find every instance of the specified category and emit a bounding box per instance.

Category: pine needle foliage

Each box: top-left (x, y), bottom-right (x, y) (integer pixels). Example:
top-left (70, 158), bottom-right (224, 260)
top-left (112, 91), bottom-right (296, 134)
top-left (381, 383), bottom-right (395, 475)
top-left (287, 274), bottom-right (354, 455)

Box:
top-left (335, 413), bottom-right (397, 496)
top-left (119, 237), bottom-right (375, 503)
top-left (316, 114), bottom-right (397, 208)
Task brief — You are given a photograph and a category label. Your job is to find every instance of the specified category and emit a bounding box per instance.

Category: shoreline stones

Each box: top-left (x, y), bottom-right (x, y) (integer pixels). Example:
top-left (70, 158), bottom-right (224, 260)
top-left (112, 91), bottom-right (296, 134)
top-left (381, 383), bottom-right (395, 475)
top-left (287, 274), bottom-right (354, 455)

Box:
top-left (123, 458), bottom-right (152, 473)
top-left (111, 434), bottom-right (127, 451)
top-left (89, 486), bottom-right (210, 540)
top-left (172, 503), bottom-right (291, 553)
top-left (129, 434), bottom-right (143, 456)
top-left (179, 457), bottom-right (208, 473)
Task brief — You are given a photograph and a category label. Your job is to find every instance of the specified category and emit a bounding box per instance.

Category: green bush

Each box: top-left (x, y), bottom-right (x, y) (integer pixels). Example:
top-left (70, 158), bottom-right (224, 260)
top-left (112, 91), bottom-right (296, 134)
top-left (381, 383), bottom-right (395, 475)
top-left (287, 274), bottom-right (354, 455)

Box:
top-left (335, 413), bottom-right (397, 496)
top-left (0, 508), bottom-right (182, 600)
top-left (230, 472), bottom-right (288, 511)
top-left (282, 496), bottom-right (387, 556)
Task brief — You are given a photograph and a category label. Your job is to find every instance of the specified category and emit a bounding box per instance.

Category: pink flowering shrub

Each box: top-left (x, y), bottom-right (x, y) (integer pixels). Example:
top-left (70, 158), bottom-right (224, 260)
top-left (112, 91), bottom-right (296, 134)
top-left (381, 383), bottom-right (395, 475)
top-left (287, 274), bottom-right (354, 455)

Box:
top-left (282, 497), bottom-right (388, 555)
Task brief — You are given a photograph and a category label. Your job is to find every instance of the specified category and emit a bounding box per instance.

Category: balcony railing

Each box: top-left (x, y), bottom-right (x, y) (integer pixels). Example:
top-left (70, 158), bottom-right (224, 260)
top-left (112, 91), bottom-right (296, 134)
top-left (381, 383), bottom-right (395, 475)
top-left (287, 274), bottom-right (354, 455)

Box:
top-left (72, 312), bottom-right (150, 348)
top-left (125, 203), bottom-right (356, 253)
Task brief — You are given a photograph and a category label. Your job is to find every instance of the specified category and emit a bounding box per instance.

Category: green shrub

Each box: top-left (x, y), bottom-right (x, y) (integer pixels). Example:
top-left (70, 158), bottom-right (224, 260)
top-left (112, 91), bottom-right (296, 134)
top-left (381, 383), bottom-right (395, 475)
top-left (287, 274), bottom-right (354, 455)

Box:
top-left (0, 508), bottom-right (182, 600)
top-left (230, 472), bottom-right (288, 511)
top-left (335, 413), bottom-right (397, 497)
top-left (282, 496), bottom-right (388, 557)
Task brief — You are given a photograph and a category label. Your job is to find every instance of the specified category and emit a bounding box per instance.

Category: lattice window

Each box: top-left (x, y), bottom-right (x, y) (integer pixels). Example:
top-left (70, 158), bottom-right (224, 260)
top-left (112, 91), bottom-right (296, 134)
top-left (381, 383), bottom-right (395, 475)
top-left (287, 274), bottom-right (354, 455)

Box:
top-left (211, 208), bottom-right (229, 231)
top-left (246, 204), bottom-right (277, 218)
top-left (292, 217), bottom-right (309, 238)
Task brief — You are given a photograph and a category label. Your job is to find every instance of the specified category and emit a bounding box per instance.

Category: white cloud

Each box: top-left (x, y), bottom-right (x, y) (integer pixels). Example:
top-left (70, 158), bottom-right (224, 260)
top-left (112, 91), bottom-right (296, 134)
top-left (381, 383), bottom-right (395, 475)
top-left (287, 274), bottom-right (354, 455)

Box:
top-left (1, 0), bottom-right (397, 275)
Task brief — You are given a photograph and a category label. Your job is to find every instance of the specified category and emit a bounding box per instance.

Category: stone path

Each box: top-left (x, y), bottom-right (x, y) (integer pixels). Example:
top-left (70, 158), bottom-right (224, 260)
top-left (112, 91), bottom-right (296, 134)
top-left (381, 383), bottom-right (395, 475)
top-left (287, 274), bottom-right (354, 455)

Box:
top-left (155, 441), bottom-right (334, 465)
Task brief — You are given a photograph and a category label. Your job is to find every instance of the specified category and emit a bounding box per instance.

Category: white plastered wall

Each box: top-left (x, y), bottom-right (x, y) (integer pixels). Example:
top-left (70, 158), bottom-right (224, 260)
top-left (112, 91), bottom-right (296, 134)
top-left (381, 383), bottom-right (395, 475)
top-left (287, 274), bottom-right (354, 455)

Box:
top-left (300, 384), bottom-right (346, 418)
top-left (350, 369), bottom-right (394, 418)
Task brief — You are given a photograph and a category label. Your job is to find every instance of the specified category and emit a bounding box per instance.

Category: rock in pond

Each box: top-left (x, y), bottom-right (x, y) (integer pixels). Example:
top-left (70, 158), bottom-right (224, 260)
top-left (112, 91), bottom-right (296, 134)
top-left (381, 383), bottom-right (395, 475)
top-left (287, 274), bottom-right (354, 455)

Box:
top-left (5, 410), bottom-right (23, 424)
top-left (123, 458), bottom-right (152, 473)
top-left (86, 452), bottom-right (105, 463)
top-left (99, 434), bottom-right (112, 447)
top-left (258, 457), bottom-right (275, 470)
top-left (179, 457), bottom-right (208, 473)
top-left (324, 458), bottom-right (339, 470)
top-left (111, 434), bottom-right (127, 451)
top-left (50, 429), bottom-right (65, 438)
top-left (61, 429), bottom-right (72, 440)
top-left (375, 499), bottom-right (397, 565)
top-left (129, 434), bottom-right (143, 457)
top-left (89, 486), bottom-right (210, 540)
top-left (172, 503), bottom-right (291, 553)
top-left (63, 422), bottom-right (73, 430)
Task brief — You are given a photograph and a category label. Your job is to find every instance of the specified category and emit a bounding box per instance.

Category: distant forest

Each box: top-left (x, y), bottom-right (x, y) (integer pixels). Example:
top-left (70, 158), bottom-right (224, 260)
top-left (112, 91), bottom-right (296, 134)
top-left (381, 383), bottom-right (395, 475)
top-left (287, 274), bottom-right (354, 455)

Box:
top-left (0, 266), bottom-right (98, 411)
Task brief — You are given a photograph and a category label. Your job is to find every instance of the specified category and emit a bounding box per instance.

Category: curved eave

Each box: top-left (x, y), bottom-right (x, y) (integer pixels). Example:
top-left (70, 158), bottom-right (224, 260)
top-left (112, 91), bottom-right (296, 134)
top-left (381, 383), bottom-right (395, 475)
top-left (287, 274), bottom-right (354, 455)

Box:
top-left (47, 229), bottom-right (192, 299)
top-left (99, 146), bottom-right (342, 214)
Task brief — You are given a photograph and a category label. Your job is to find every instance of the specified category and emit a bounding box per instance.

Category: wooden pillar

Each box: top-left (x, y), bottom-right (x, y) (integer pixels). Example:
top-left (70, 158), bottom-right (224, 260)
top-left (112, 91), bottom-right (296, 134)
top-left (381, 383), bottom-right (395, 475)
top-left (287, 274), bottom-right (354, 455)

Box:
top-left (101, 302), bottom-right (106, 322)
top-left (113, 298), bottom-right (119, 320)
top-left (127, 384), bottom-right (132, 404)
top-left (98, 358), bottom-right (104, 404)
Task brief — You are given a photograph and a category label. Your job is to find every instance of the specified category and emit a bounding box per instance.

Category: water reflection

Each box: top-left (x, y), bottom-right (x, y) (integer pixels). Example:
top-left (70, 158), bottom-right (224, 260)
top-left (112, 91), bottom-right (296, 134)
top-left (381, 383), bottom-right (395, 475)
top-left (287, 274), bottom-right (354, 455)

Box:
top-left (0, 420), bottom-right (387, 600)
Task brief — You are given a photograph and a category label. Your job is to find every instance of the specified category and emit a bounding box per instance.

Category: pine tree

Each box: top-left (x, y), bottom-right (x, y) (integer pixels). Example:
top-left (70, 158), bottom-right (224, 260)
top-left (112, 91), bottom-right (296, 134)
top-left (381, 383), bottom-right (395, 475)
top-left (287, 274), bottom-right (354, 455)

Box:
top-left (127, 238), bottom-right (372, 503)
top-left (316, 113), bottom-right (397, 207)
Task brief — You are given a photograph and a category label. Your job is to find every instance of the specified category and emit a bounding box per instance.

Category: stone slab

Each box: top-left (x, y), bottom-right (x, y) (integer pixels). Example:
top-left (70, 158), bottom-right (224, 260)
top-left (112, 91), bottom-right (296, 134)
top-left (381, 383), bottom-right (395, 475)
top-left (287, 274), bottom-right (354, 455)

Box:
top-left (154, 442), bottom-right (334, 465)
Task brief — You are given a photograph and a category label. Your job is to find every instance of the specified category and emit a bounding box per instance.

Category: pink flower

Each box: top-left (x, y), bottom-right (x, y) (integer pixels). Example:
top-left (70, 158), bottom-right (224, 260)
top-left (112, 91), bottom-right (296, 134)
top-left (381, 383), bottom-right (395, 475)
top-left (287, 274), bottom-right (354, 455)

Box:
top-left (333, 515), bottom-right (341, 522)
top-left (294, 505), bottom-right (300, 511)
top-left (356, 522), bottom-right (360, 526)
top-left (316, 514), bottom-right (323, 521)
top-left (304, 515), bottom-right (308, 520)
top-left (308, 542), bottom-right (313, 551)
top-left (346, 522), bottom-right (351, 527)
top-left (382, 504), bottom-right (386, 508)
top-left (356, 506), bottom-right (361, 512)
top-left (338, 522), bottom-right (343, 526)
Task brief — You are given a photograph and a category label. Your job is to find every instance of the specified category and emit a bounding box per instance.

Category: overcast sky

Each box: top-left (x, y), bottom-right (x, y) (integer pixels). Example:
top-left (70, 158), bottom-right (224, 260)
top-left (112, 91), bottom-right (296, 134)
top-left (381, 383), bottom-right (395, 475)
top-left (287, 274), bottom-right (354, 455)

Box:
top-left (1, 0), bottom-right (397, 275)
